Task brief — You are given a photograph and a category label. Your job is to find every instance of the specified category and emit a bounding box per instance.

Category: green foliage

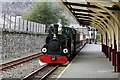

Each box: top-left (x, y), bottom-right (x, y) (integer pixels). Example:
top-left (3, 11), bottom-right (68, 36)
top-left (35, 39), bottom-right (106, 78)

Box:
top-left (22, 2), bottom-right (70, 26)
top-left (60, 14), bottom-right (70, 26)
top-left (96, 35), bottom-right (101, 42)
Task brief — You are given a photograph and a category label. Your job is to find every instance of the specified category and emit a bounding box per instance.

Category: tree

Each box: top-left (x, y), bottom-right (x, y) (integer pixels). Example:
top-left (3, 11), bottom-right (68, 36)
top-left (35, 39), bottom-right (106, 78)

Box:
top-left (60, 14), bottom-right (70, 26)
top-left (22, 2), bottom-right (70, 27)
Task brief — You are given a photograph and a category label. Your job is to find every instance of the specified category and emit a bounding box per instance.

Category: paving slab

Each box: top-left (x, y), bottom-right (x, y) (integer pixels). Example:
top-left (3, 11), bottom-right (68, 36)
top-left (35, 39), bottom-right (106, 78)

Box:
top-left (60, 44), bottom-right (118, 79)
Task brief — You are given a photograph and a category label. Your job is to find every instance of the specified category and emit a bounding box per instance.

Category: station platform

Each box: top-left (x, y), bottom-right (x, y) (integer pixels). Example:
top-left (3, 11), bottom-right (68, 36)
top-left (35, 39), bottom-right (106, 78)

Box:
top-left (59, 44), bottom-right (118, 79)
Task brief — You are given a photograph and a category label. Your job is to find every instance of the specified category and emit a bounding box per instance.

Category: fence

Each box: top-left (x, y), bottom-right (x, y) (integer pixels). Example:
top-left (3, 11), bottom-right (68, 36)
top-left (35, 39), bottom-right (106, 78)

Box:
top-left (1, 14), bottom-right (46, 34)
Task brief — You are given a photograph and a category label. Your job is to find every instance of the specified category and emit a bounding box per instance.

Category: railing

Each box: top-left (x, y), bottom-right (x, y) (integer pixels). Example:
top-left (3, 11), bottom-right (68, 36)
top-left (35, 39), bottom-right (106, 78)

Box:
top-left (1, 14), bottom-right (46, 34)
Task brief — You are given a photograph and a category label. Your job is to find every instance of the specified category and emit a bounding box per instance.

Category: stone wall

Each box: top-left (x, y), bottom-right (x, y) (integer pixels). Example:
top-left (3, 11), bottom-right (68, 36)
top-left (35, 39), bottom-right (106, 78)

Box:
top-left (1, 29), bottom-right (47, 62)
top-left (0, 28), bottom-right (2, 64)
top-left (0, 28), bottom-right (2, 52)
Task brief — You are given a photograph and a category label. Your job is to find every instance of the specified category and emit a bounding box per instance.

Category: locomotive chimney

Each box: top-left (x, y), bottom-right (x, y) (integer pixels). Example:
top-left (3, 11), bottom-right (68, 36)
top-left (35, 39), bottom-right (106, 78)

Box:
top-left (53, 24), bottom-right (59, 37)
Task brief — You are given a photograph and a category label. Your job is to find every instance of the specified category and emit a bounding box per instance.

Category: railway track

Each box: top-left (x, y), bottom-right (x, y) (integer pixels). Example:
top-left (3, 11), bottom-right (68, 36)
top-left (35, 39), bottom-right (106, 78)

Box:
top-left (0, 53), bottom-right (42, 70)
top-left (22, 64), bottom-right (59, 80)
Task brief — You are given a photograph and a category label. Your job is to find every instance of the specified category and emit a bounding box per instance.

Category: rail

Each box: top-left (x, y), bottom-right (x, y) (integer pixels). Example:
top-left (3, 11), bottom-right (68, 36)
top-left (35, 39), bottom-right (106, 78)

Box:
top-left (22, 64), bottom-right (59, 80)
top-left (0, 53), bottom-right (42, 70)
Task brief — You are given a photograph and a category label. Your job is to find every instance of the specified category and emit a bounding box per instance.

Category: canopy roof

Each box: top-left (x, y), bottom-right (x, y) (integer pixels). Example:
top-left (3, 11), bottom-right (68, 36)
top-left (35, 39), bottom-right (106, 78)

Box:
top-left (61, 0), bottom-right (120, 27)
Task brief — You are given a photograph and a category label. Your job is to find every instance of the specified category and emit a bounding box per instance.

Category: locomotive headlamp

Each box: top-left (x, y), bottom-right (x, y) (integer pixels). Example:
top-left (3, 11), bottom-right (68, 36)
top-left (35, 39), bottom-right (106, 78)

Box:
top-left (63, 49), bottom-right (68, 53)
top-left (41, 48), bottom-right (47, 53)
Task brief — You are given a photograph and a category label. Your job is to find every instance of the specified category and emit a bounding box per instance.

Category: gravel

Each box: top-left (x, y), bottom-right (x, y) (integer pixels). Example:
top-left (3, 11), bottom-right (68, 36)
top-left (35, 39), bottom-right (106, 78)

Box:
top-left (2, 58), bottom-right (42, 79)
top-left (47, 67), bottom-right (66, 78)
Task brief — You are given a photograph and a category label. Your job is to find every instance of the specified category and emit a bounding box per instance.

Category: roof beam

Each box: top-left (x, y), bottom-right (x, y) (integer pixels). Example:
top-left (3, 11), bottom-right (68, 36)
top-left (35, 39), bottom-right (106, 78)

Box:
top-left (70, 8), bottom-right (109, 15)
top-left (90, 2), bottom-right (120, 30)
top-left (64, 2), bottom-right (99, 8)
top-left (63, 2), bottom-right (120, 10)
top-left (75, 16), bottom-right (91, 19)
top-left (73, 13), bottom-right (93, 17)
top-left (73, 13), bottom-right (109, 18)
top-left (77, 19), bottom-right (90, 25)
top-left (78, 19), bottom-right (90, 21)
top-left (70, 8), bottom-right (94, 13)
top-left (77, 19), bottom-right (90, 21)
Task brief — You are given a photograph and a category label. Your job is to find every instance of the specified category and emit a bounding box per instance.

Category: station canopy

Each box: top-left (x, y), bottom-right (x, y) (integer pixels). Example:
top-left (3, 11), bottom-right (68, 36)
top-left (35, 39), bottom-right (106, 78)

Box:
top-left (61, 0), bottom-right (120, 27)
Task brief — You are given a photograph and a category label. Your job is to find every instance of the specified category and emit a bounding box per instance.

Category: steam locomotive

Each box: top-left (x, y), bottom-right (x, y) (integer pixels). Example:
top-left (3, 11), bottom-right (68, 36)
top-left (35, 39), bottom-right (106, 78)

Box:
top-left (39, 24), bottom-right (78, 64)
